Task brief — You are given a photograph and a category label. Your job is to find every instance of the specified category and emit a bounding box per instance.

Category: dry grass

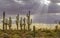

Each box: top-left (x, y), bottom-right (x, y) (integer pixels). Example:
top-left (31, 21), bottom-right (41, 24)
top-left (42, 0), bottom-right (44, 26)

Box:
top-left (0, 24), bottom-right (59, 38)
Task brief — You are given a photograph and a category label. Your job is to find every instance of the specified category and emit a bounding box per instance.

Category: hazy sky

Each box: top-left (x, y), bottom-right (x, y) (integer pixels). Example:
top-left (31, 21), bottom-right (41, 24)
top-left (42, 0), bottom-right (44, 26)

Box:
top-left (0, 0), bottom-right (60, 24)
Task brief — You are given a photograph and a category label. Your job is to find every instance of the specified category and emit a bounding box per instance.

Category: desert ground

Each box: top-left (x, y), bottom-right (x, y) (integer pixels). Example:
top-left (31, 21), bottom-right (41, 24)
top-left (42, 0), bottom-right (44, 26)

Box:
top-left (0, 23), bottom-right (60, 38)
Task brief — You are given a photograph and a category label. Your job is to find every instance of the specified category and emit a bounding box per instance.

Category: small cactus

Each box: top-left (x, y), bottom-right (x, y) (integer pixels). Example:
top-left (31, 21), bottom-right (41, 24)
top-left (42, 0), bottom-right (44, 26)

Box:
top-left (58, 21), bottom-right (60, 25)
top-left (9, 17), bottom-right (12, 30)
top-left (55, 25), bottom-right (58, 32)
top-left (33, 26), bottom-right (35, 38)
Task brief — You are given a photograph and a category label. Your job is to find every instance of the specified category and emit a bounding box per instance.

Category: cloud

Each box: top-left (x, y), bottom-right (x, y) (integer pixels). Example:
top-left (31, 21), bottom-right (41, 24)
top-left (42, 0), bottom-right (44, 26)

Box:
top-left (50, 0), bottom-right (60, 3)
top-left (0, 0), bottom-right (42, 15)
top-left (48, 2), bottom-right (60, 13)
top-left (14, 0), bottom-right (25, 5)
top-left (0, 0), bottom-right (60, 24)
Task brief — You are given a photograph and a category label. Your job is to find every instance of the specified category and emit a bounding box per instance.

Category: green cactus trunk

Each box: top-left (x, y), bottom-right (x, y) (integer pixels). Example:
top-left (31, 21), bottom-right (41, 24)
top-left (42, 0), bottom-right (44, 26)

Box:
top-left (27, 11), bottom-right (32, 31)
top-left (9, 17), bottom-right (12, 30)
top-left (33, 26), bottom-right (35, 38)
top-left (20, 17), bottom-right (23, 31)
top-left (55, 25), bottom-right (58, 32)
top-left (3, 11), bottom-right (5, 30)
top-left (16, 14), bottom-right (19, 30)
top-left (5, 19), bottom-right (8, 30)
top-left (23, 18), bottom-right (26, 33)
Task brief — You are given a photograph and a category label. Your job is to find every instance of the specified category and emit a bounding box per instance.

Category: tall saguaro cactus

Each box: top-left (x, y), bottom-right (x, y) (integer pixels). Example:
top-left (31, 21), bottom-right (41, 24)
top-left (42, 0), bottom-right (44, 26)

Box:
top-left (16, 14), bottom-right (19, 30)
top-left (9, 17), bottom-right (12, 30)
top-left (20, 17), bottom-right (23, 31)
top-left (23, 18), bottom-right (26, 32)
top-left (3, 11), bottom-right (5, 30)
top-left (33, 26), bottom-right (35, 38)
top-left (27, 11), bottom-right (32, 31)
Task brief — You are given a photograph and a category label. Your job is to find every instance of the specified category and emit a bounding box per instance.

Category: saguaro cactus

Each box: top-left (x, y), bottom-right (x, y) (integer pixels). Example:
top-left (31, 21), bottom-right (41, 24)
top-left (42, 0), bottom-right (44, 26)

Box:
top-left (33, 26), bottom-right (35, 38)
top-left (16, 14), bottom-right (19, 30)
top-left (3, 11), bottom-right (5, 30)
top-left (23, 17), bottom-right (26, 32)
top-left (55, 25), bottom-right (58, 32)
top-left (5, 19), bottom-right (8, 30)
top-left (26, 11), bottom-right (32, 31)
top-left (9, 17), bottom-right (12, 30)
top-left (20, 17), bottom-right (23, 31)
top-left (58, 21), bottom-right (60, 25)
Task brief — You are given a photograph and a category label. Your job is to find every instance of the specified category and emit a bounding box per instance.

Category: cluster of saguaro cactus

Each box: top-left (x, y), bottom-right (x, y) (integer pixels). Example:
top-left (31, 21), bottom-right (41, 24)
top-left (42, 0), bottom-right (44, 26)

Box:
top-left (2, 11), bottom-right (12, 30)
top-left (20, 17), bottom-right (23, 31)
top-left (8, 17), bottom-right (12, 30)
top-left (16, 14), bottom-right (19, 30)
top-left (33, 26), bottom-right (35, 38)
top-left (26, 11), bottom-right (32, 31)
top-left (2, 11), bottom-right (32, 31)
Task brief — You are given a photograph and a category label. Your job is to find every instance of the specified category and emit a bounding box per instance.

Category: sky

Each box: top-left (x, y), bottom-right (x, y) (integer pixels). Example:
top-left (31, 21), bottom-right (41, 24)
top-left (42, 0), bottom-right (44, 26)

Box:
top-left (0, 0), bottom-right (60, 24)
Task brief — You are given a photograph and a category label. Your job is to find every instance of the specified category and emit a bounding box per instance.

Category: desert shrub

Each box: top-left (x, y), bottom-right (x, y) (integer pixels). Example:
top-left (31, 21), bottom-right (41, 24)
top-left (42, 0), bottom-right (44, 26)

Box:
top-left (12, 34), bottom-right (20, 38)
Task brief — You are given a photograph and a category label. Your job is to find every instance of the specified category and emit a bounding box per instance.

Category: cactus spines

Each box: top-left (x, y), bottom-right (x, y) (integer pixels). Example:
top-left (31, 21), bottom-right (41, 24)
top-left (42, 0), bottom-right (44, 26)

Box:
top-left (16, 14), bottom-right (19, 30)
top-left (23, 17), bottom-right (26, 32)
top-left (9, 17), bottom-right (12, 30)
top-left (3, 11), bottom-right (5, 30)
top-left (20, 17), bottom-right (23, 31)
top-left (27, 11), bottom-right (32, 31)
top-left (33, 26), bottom-right (35, 38)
